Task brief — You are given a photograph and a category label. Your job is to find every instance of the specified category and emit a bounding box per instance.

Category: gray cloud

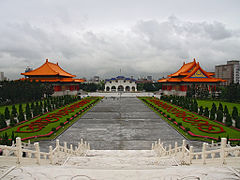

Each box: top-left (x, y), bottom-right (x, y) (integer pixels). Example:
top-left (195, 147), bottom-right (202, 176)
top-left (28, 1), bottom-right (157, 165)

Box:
top-left (0, 1), bottom-right (240, 80)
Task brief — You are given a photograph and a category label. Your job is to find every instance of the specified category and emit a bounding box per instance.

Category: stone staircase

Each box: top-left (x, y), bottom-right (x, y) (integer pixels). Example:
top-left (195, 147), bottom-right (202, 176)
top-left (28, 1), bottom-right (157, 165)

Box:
top-left (2, 150), bottom-right (240, 180)
top-left (63, 150), bottom-right (179, 169)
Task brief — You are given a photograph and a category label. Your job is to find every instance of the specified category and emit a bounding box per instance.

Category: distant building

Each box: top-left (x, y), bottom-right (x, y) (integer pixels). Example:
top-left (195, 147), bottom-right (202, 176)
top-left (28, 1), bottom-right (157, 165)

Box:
top-left (215, 60), bottom-right (240, 85)
top-left (136, 76), bottom-right (153, 84)
top-left (147, 76), bottom-right (153, 81)
top-left (105, 76), bottom-right (137, 92)
top-left (158, 59), bottom-right (225, 96)
top-left (20, 59), bottom-right (86, 96)
top-left (88, 76), bottom-right (100, 83)
top-left (0, 72), bottom-right (4, 81)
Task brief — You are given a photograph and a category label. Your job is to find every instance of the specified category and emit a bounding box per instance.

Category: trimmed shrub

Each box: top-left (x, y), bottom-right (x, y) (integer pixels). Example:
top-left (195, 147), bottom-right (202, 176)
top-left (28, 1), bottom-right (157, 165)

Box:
top-left (232, 107), bottom-right (238, 120)
top-left (204, 107), bottom-right (209, 118)
top-left (4, 107), bottom-right (10, 120)
top-left (199, 106), bottom-right (204, 115)
top-left (216, 110), bottom-right (223, 123)
top-left (225, 113), bottom-right (232, 127)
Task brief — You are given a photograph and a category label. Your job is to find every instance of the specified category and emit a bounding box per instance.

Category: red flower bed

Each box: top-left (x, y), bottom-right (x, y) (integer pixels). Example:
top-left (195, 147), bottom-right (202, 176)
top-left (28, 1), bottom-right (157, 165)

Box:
top-left (148, 98), bottom-right (225, 134)
top-left (16, 99), bottom-right (92, 133)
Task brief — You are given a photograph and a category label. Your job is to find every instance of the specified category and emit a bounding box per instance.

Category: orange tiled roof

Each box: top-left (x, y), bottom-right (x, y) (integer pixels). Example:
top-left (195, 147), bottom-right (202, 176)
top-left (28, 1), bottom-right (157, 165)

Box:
top-left (21, 59), bottom-right (76, 78)
top-left (168, 59), bottom-right (196, 77)
top-left (20, 77), bottom-right (86, 83)
top-left (158, 59), bottom-right (226, 83)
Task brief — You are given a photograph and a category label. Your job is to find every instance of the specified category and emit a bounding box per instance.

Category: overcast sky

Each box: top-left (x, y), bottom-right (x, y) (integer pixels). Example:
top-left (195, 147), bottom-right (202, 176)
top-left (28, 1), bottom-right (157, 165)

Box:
top-left (0, 0), bottom-right (240, 80)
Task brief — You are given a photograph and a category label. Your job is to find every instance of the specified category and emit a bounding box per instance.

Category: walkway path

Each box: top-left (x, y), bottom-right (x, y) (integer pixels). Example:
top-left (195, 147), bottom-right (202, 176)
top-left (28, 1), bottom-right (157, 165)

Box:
top-left (40, 97), bottom-right (202, 151)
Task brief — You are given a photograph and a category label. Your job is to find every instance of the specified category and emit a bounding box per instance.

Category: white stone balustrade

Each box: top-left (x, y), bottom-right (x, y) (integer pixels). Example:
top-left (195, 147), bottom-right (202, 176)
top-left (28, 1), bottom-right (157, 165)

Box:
top-left (152, 138), bottom-right (240, 165)
top-left (0, 137), bottom-right (90, 165)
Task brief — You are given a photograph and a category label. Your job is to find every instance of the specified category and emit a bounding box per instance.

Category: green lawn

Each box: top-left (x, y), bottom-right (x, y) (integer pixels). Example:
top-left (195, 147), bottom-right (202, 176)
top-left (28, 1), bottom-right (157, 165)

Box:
top-left (0, 97), bottom-right (102, 141)
top-left (197, 100), bottom-right (240, 115)
top-left (140, 97), bottom-right (240, 142)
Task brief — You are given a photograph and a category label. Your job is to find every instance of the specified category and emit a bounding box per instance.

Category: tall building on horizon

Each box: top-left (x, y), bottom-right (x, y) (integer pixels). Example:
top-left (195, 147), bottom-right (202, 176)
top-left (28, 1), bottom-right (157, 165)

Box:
top-left (0, 72), bottom-right (4, 81)
top-left (215, 60), bottom-right (240, 85)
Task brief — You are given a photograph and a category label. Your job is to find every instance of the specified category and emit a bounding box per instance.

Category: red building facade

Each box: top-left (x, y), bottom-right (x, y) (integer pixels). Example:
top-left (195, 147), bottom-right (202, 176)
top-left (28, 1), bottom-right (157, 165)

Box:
top-left (158, 59), bottom-right (225, 96)
top-left (21, 59), bottom-right (85, 96)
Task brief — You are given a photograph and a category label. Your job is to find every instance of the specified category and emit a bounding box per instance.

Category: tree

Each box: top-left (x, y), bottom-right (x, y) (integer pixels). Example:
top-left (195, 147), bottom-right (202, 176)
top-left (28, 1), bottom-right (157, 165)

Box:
top-left (0, 133), bottom-right (10, 145)
top-left (236, 116), bottom-right (240, 129)
top-left (199, 106), bottom-right (204, 115)
top-left (11, 131), bottom-right (16, 144)
top-left (193, 99), bottom-right (198, 113)
top-left (4, 107), bottom-right (10, 120)
top-left (0, 80), bottom-right (54, 105)
top-left (232, 107), bottom-right (238, 120)
top-left (9, 115), bottom-right (17, 127)
top-left (216, 110), bottom-right (223, 123)
top-left (224, 105), bottom-right (229, 116)
top-left (0, 114), bottom-right (7, 129)
top-left (18, 109), bottom-right (25, 122)
top-left (204, 107), bottom-right (209, 118)
top-left (218, 103), bottom-right (223, 112)
top-left (225, 113), bottom-right (232, 127)
top-left (210, 108), bottom-right (216, 120)
top-left (11, 105), bottom-right (17, 117)
top-left (212, 103), bottom-right (217, 112)
top-left (25, 103), bottom-right (32, 120)
top-left (18, 104), bottom-right (23, 115)
top-left (220, 83), bottom-right (240, 102)
top-left (31, 102), bottom-right (35, 112)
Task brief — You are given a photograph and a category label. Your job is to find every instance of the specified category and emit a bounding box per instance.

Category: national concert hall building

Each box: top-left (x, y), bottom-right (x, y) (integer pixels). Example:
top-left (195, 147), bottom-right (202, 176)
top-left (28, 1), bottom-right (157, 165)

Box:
top-left (158, 59), bottom-right (226, 96)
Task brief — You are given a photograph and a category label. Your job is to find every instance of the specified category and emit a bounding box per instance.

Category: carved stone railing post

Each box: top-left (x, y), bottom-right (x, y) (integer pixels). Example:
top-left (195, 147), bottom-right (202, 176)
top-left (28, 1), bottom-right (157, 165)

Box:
top-left (56, 139), bottom-right (60, 156)
top-left (49, 146), bottom-right (53, 164)
top-left (169, 144), bottom-right (172, 156)
top-left (70, 144), bottom-right (73, 154)
top-left (64, 142), bottom-right (67, 154)
top-left (34, 142), bottom-right (40, 164)
top-left (202, 143), bottom-right (207, 164)
top-left (189, 146), bottom-right (193, 164)
top-left (182, 140), bottom-right (186, 160)
top-left (16, 137), bottom-right (22, 164)
top-left (175, 142), bottom-right (178, 155)
top-left (220, 138), bottom-right (227, 164)
top-left (87, 143), bottom-right (90, 150)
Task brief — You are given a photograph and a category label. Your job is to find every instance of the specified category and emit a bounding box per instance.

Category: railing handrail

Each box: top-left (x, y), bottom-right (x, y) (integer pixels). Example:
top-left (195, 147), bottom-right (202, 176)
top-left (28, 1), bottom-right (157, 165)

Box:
top-left (0, 137), bottom-right (90, 165)
top-left (152, 138), bottom-right (240, 165)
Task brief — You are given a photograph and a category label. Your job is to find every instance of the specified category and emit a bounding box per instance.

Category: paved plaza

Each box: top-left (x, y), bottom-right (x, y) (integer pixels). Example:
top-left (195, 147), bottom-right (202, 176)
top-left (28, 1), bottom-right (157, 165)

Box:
top-left (40, 97), bottom-right (202, 151)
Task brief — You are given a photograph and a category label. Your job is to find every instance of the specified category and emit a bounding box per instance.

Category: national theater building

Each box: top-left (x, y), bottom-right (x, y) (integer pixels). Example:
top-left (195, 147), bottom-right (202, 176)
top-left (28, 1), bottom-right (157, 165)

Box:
top-left (21, 59), bottom-right (85, 96)
top-left (158, 59), bottom-right (225, 96)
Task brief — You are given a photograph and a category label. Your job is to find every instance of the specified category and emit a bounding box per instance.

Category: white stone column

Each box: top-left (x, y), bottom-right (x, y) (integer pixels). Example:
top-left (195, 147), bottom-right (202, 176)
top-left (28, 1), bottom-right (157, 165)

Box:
top-left (70, 144), bottom-right (73, 154)
top-left (56, 139), bottom-right (60, 152)
top-left (189, 146), bottom-right (193, 164)
top-left (34, 142), bottom-right (40, 164)
top-left (49, 146), bottom-right (53, 164)
top-left (64, 142), bottom-right (67, 153)
top-left (220, 138), bottom-right (227, 165)
top-left (16, 137), bottom-right (22, 164)
top-left (175, 142), bottom-right (178, 155)
top-left (202, 143), bottom-right (207, 164)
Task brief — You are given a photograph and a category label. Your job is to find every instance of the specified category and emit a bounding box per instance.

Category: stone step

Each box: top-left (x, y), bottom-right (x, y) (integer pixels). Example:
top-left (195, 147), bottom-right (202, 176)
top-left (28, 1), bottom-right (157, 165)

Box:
top-left (63, 150), bottom-right (179, 169)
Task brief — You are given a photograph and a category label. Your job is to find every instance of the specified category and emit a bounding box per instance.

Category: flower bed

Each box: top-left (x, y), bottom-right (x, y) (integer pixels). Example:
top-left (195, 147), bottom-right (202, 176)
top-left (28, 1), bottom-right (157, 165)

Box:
top-left (16, 99), bottom-right (92, 133)
top-left (149, 98), bottom-right (225, 134)
top-left (140, 97), bottom-right (240, 142)
top-left (0, 97), bottom-right (102, 141)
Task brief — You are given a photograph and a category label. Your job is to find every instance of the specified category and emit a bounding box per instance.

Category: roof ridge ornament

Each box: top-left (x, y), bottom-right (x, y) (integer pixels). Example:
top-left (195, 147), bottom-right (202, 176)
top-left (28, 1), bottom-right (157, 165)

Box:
top-left (194, 58), bottom-right (196, 62)
top-left (46, 59), bottom-right (48, 62)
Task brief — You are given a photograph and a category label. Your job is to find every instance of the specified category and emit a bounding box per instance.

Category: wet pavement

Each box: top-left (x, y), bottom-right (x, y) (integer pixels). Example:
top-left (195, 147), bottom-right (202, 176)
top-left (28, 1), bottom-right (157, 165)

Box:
top-left (39, 97), bottom-right (202, 151)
